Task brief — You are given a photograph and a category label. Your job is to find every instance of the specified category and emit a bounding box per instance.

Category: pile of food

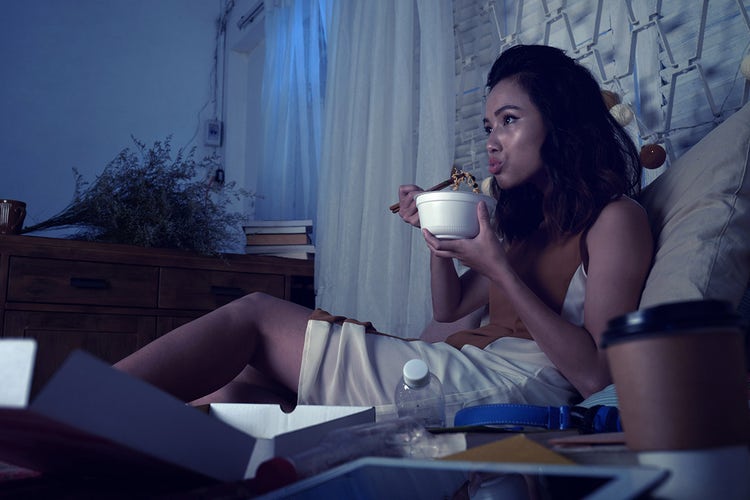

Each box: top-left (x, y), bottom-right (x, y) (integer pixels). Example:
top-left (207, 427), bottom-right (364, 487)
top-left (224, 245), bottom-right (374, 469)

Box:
top-left (450, 168), bottom-right (480, 193)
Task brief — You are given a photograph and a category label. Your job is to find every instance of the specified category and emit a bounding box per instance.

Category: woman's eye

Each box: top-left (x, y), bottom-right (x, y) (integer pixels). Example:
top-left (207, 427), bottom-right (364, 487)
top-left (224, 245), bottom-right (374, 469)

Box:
top-left (484, 114), bottom-right (517, 134)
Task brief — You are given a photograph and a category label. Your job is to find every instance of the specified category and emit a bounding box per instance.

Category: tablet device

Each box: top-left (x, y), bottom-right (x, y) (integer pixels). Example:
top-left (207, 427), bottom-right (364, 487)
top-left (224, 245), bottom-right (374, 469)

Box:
top-left (257, 456), bottom-right (667, 499)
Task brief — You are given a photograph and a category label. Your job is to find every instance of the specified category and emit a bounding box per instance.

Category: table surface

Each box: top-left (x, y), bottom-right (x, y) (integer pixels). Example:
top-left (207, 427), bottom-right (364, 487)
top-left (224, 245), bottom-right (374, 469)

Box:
top-left (0, 429), bottom-right (639, 498)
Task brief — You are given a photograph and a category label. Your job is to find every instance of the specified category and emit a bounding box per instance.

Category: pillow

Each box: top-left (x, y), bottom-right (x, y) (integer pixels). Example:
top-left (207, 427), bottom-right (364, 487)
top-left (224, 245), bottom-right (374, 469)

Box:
top-left (638, 101), bottom-right (750, 309)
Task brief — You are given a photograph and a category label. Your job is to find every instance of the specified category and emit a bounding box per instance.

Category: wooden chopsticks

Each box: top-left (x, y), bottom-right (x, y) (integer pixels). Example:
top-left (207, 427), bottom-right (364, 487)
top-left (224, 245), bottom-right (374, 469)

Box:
top-left (389, 179), bottom-right (454, 213)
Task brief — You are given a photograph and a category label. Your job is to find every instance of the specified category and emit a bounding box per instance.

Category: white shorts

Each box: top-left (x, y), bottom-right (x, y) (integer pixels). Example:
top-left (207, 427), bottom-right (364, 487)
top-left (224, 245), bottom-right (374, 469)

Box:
top-left (297, 317), bottom-right (579, 423)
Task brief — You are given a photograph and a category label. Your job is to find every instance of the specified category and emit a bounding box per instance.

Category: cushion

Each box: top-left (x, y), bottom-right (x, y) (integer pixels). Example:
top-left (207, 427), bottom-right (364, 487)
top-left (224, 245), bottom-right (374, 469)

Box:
top-left (638, 101), bottom-right (750, 309)
top-left (578, 383), bottom-right (619, 408)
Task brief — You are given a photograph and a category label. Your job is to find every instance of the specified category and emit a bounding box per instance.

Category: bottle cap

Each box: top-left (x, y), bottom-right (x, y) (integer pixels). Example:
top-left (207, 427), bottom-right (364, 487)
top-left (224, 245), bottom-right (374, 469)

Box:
top-left (403, 358), bottom-right (429, 388)
top-left (601, 299), bottom-right (745, 348)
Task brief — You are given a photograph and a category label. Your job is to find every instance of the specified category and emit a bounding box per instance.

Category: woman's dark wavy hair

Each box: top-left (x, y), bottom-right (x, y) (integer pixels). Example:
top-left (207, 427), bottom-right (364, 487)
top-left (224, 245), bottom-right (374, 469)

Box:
top-left (486, 44), bottom-right (642, 242)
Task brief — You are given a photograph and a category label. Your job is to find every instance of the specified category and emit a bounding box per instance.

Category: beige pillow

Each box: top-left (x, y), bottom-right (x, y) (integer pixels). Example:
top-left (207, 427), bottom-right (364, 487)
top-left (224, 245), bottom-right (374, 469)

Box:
top-left (638, 102), bottom-right (750, 309)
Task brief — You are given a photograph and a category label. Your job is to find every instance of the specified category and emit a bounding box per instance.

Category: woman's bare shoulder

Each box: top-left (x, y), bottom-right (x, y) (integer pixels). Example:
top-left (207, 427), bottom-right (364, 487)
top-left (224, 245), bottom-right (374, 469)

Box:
top-left (591, 196), bottom-right (649, 235)
top-left (585, 196), bottom-right (653, 269)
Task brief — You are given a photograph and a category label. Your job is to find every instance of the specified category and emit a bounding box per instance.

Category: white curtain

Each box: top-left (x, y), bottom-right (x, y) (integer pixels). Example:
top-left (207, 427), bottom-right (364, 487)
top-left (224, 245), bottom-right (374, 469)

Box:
top-left (315, 0), bottom-right (455, 336)
top-left (257, 0), bottom-right (327, 221)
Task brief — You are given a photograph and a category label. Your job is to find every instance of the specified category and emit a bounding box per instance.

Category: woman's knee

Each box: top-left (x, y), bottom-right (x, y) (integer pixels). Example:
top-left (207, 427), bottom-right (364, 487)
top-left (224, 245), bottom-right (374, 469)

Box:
top-left (227, 291), bottom-right (278, 313)
top-left (216, 292), bottom-right (271, 329)
top-left (224, 292), bottom-right (301, 329)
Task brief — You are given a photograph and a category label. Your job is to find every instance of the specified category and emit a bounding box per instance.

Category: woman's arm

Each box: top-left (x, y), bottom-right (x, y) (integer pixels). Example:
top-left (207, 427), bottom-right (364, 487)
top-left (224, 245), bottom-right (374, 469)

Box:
top-left (423, 198), bottom-right (653, 397)
top-left (419, 304), bottom-right (488, 343)
top-left (504, 198), bottom-right (652, 396)
top-left (429, 259), bottom-right (489, 323)
top-left (397, 184), bottom-right (490, 324)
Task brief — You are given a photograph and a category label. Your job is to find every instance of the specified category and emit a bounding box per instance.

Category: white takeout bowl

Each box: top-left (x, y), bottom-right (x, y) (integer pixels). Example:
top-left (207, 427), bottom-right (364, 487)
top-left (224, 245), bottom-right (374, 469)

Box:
top-left (415, 191), bottom-right (495, 239)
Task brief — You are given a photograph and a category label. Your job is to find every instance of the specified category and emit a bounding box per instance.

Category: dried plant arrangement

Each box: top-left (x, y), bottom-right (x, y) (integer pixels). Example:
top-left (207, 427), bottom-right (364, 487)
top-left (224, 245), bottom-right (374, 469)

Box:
top-left (22, 136), bottom-right (251, 255)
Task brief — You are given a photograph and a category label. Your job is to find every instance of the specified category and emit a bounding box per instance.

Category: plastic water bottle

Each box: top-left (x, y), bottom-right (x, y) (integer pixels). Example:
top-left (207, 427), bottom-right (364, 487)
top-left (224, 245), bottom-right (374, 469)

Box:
top-left (394, 358), bottom-right (446, 428)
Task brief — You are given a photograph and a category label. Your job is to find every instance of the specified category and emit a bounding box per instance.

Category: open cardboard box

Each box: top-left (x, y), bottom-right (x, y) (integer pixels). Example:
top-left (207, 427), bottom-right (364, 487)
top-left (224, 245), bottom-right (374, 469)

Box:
top-left (0, 339), bottom-right (374, 485)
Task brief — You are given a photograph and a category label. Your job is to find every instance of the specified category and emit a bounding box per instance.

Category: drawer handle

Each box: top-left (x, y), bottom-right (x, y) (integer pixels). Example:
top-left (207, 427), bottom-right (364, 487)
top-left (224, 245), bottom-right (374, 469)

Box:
top-left (70, 277), bottom-right (110, 289)
top-left (210, 285), bottom-right (245, 297)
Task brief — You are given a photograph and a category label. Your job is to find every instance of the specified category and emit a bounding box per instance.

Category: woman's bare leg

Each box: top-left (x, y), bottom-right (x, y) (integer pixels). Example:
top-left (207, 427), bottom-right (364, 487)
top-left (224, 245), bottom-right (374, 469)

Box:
top-left (114, 292), bottom-right (312, 403)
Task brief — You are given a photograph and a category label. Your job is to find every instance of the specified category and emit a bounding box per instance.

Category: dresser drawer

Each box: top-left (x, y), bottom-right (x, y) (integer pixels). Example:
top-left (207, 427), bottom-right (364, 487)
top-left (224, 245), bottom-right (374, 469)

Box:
top-left (159, 267), bottom-right (286, 310)
top-left (3, 310), bottom-right (158, 396)
top-left (7, 256), bottom-right (159, 308)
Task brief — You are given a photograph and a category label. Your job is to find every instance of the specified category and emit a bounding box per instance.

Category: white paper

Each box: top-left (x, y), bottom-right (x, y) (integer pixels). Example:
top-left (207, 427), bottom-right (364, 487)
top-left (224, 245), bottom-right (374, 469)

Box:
top-left (0, 339), bottom-right (37, 408)
top-left (30, 350), bottom-right (256, 482)
top-left (209, 403), bottom-right (375, 477)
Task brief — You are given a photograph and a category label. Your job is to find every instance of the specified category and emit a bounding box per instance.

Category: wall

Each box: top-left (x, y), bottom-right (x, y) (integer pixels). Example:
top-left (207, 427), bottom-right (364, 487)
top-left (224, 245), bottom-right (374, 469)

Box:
top-left (452, 0), bottom-right (750, 187)
top-left (0, 0), bottom-right (223, 234)
top-left (3, 0), bottom-right (745, 248)
top-left (223, 0), bottom-right (266, 224)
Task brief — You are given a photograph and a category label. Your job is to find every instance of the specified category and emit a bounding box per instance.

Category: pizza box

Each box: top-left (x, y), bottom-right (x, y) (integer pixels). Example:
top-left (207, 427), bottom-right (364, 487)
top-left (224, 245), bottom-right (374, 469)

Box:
top-left (0, 339), bottom-right (374, 484)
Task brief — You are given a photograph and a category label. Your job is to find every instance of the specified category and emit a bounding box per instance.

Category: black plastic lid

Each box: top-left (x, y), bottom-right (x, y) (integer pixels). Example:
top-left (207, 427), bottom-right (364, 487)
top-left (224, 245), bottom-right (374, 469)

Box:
top-left (601, 300), bottom-right (746, 348)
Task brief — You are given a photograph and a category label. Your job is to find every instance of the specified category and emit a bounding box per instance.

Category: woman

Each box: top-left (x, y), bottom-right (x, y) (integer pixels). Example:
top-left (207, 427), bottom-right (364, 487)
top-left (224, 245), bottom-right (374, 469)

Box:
top-left (115, 45), bottom-right (652, 422)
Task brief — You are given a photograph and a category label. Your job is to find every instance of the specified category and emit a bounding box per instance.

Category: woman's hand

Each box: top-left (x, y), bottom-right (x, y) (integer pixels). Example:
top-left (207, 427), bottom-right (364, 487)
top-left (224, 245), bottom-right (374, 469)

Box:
top-left (422, 201), bottom-right (507, 278)
top-left (397, 184), bottom-right (423, 227)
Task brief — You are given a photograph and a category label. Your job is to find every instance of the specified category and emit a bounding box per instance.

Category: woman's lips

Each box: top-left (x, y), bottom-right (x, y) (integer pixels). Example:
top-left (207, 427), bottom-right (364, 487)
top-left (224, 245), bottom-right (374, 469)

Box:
top-left (488, 159), bottom-right (502, 175)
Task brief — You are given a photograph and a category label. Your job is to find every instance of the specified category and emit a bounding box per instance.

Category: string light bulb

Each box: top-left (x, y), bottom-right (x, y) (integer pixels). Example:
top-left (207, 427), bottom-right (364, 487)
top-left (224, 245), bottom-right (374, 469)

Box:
top-left (741, 54), bottom-right (750, 80)
top-left (610, 103), bottom-right (634, 127)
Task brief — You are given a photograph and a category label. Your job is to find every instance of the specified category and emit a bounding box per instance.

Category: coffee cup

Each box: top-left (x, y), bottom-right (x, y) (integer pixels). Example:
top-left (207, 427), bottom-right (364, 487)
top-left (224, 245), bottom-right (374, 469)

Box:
top-left (637, 446), bottom-right (750, 499)
top-left (602, 299), bottom-right (749, 452)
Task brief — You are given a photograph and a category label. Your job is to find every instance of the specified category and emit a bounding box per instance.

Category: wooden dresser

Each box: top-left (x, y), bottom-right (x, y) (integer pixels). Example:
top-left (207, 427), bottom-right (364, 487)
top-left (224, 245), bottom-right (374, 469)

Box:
top-left (0, 234), bottom-right (314, 395)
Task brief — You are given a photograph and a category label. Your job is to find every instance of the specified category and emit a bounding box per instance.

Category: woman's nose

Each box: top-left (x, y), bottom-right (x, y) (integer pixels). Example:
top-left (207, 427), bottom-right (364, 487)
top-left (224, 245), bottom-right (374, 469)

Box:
top-left (486, 131), bottom-right (501, 153)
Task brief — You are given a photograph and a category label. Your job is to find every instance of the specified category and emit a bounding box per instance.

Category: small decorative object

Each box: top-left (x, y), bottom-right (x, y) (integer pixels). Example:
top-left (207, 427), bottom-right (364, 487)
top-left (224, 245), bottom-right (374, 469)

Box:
top-left (741, 54), bottom-right (750, 80)
top-left (640, 143), bottom-right (667, 169)
top-left (479, 176), bottom-right (495, 197)
top-left (601, 90), bottom-right (620, 110)
top-left (610, 103), bottom-right (634, 127)
top-left (0, 199), bottom-right (26, 235)
top-left (21, 136), bottom-right (251, 255)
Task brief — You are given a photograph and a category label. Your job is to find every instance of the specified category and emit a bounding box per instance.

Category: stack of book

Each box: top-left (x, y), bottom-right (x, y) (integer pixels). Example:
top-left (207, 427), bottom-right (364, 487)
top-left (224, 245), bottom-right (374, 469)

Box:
top-left (243, 219), bottom-right (314, 260)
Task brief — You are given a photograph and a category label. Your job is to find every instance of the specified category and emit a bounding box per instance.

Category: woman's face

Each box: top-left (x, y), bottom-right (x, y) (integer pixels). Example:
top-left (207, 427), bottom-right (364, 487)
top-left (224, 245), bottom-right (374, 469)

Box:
top-left (484, 78), bottom-right (548, 190)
